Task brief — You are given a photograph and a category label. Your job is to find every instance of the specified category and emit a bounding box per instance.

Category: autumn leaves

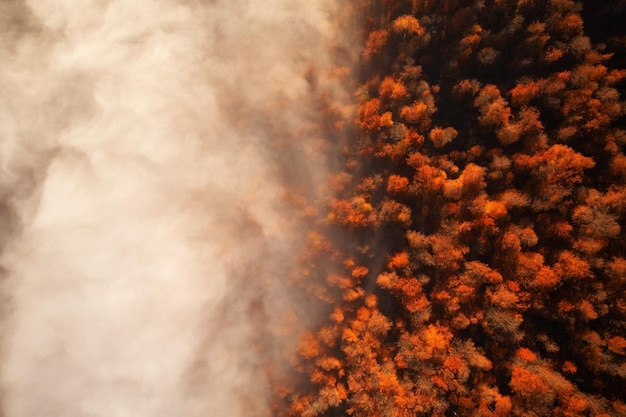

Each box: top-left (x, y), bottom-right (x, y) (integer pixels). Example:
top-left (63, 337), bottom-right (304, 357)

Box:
top-left (272, 0), bottom-right (625, 416)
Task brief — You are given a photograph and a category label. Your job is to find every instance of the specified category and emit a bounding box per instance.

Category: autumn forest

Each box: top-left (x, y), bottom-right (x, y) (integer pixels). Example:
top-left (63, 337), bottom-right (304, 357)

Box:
top-left (267, 0), bottom-right (626, 416)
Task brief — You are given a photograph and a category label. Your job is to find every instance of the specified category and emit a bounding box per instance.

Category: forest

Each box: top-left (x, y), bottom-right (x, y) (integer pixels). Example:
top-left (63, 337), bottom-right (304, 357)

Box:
top-left (266, 0), bottom-right (626, 416)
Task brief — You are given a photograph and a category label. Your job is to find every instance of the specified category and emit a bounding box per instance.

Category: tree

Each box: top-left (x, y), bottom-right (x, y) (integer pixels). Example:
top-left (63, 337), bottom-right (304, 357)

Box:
top-left (363, 29), bottom-right (389, 59)
top-left (429, 126), bottom-right (458, 148)
top-left (379, 76), bottom-right (408, 100)
top-left (474, 85), bottom-right (511, 129)
top-left (514, 144), bottom-right (595, 210)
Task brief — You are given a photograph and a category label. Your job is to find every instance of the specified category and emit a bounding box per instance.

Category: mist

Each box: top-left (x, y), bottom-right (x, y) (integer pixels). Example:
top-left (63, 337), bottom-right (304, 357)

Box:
top-left (0, 1), bottom-right (354, 416)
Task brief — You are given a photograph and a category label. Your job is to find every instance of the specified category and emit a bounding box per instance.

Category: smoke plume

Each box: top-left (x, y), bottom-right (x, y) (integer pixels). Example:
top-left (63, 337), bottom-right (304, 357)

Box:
top-left (0, 1), bottom-right (353, 416)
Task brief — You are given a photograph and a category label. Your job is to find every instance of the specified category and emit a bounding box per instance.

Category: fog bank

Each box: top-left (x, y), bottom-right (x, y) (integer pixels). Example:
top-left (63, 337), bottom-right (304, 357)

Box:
top-left (0, 1), bottom-right (352, 416)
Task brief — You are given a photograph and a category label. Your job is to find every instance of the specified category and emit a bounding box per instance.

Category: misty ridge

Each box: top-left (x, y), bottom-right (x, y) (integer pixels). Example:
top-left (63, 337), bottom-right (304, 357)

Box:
top-left (0, 0), bottom-right (357, 416)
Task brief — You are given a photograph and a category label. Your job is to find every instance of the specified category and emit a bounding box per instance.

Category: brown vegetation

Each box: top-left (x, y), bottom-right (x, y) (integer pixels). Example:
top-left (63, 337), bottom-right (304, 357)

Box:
top-left (272, 1), bottom-right (626, 416)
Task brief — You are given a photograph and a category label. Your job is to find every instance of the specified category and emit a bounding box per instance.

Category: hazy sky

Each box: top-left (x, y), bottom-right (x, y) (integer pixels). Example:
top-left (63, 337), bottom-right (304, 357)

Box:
top-left (0, 1), bottom-right (350, 415)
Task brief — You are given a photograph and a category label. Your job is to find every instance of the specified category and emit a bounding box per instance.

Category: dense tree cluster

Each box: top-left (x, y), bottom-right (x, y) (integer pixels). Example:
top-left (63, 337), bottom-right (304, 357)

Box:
top-left (272, 1), bottom-right (626, 416)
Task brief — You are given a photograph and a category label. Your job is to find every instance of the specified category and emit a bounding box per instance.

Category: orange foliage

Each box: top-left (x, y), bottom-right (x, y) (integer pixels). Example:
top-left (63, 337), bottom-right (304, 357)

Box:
top-left (562, 361), bottom-right (577, 374)
top-left (388, 252), bottom-right (410, 270)
top-left (509, 364), bottom-right (550, 396)
top-left (510, 81), bottom-right (540, 107)
top-left (379, 76), bottom-right (408, 99)
top-left (533, 266), bottom-right (561, 289)
top-left (578, 299), bottom-right (598, 321)
top-left (298, 331), bottom-right (320, 359)
top-left (475, 85), bottom-right (511, 128)
top-left (429, 126), bottom-right (458, 148)
top-left (484, 200), bottom-right (508, 219)
top-left (352, 266), bottom-right (369, 279)
top-left (278, 3), bottom-right (626, 416)
top-left (386, 174), bottom-right (409, 194)
top-left (378, 199), bottom-right (412, 226)
top-left (499, 189), bottom-right (530, 209)
top-left (424, 324), bottom-right (452, 352)
top-left (392, 15), bottom-right (425, 36)
top-left (494, 395), bottom-right (512, 416)
top-left (363, 29), bottom-right (388, 58)
top-left (400, 101), bottom-right (431, 131)
top-left (555, 251), bottom-right (593, 280)
top-left (328, 196), bottom-right (375, 227)
top-left (607, 336), bottom-right (626, 356)
top-left (357, 98), bottom-right (393, 132)
top-left (516, 347), bottom-right (538, 363)
top-left (330, 308), bottom-right (344, 323)
top-left (459, 163), bottom-right (487, 194)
